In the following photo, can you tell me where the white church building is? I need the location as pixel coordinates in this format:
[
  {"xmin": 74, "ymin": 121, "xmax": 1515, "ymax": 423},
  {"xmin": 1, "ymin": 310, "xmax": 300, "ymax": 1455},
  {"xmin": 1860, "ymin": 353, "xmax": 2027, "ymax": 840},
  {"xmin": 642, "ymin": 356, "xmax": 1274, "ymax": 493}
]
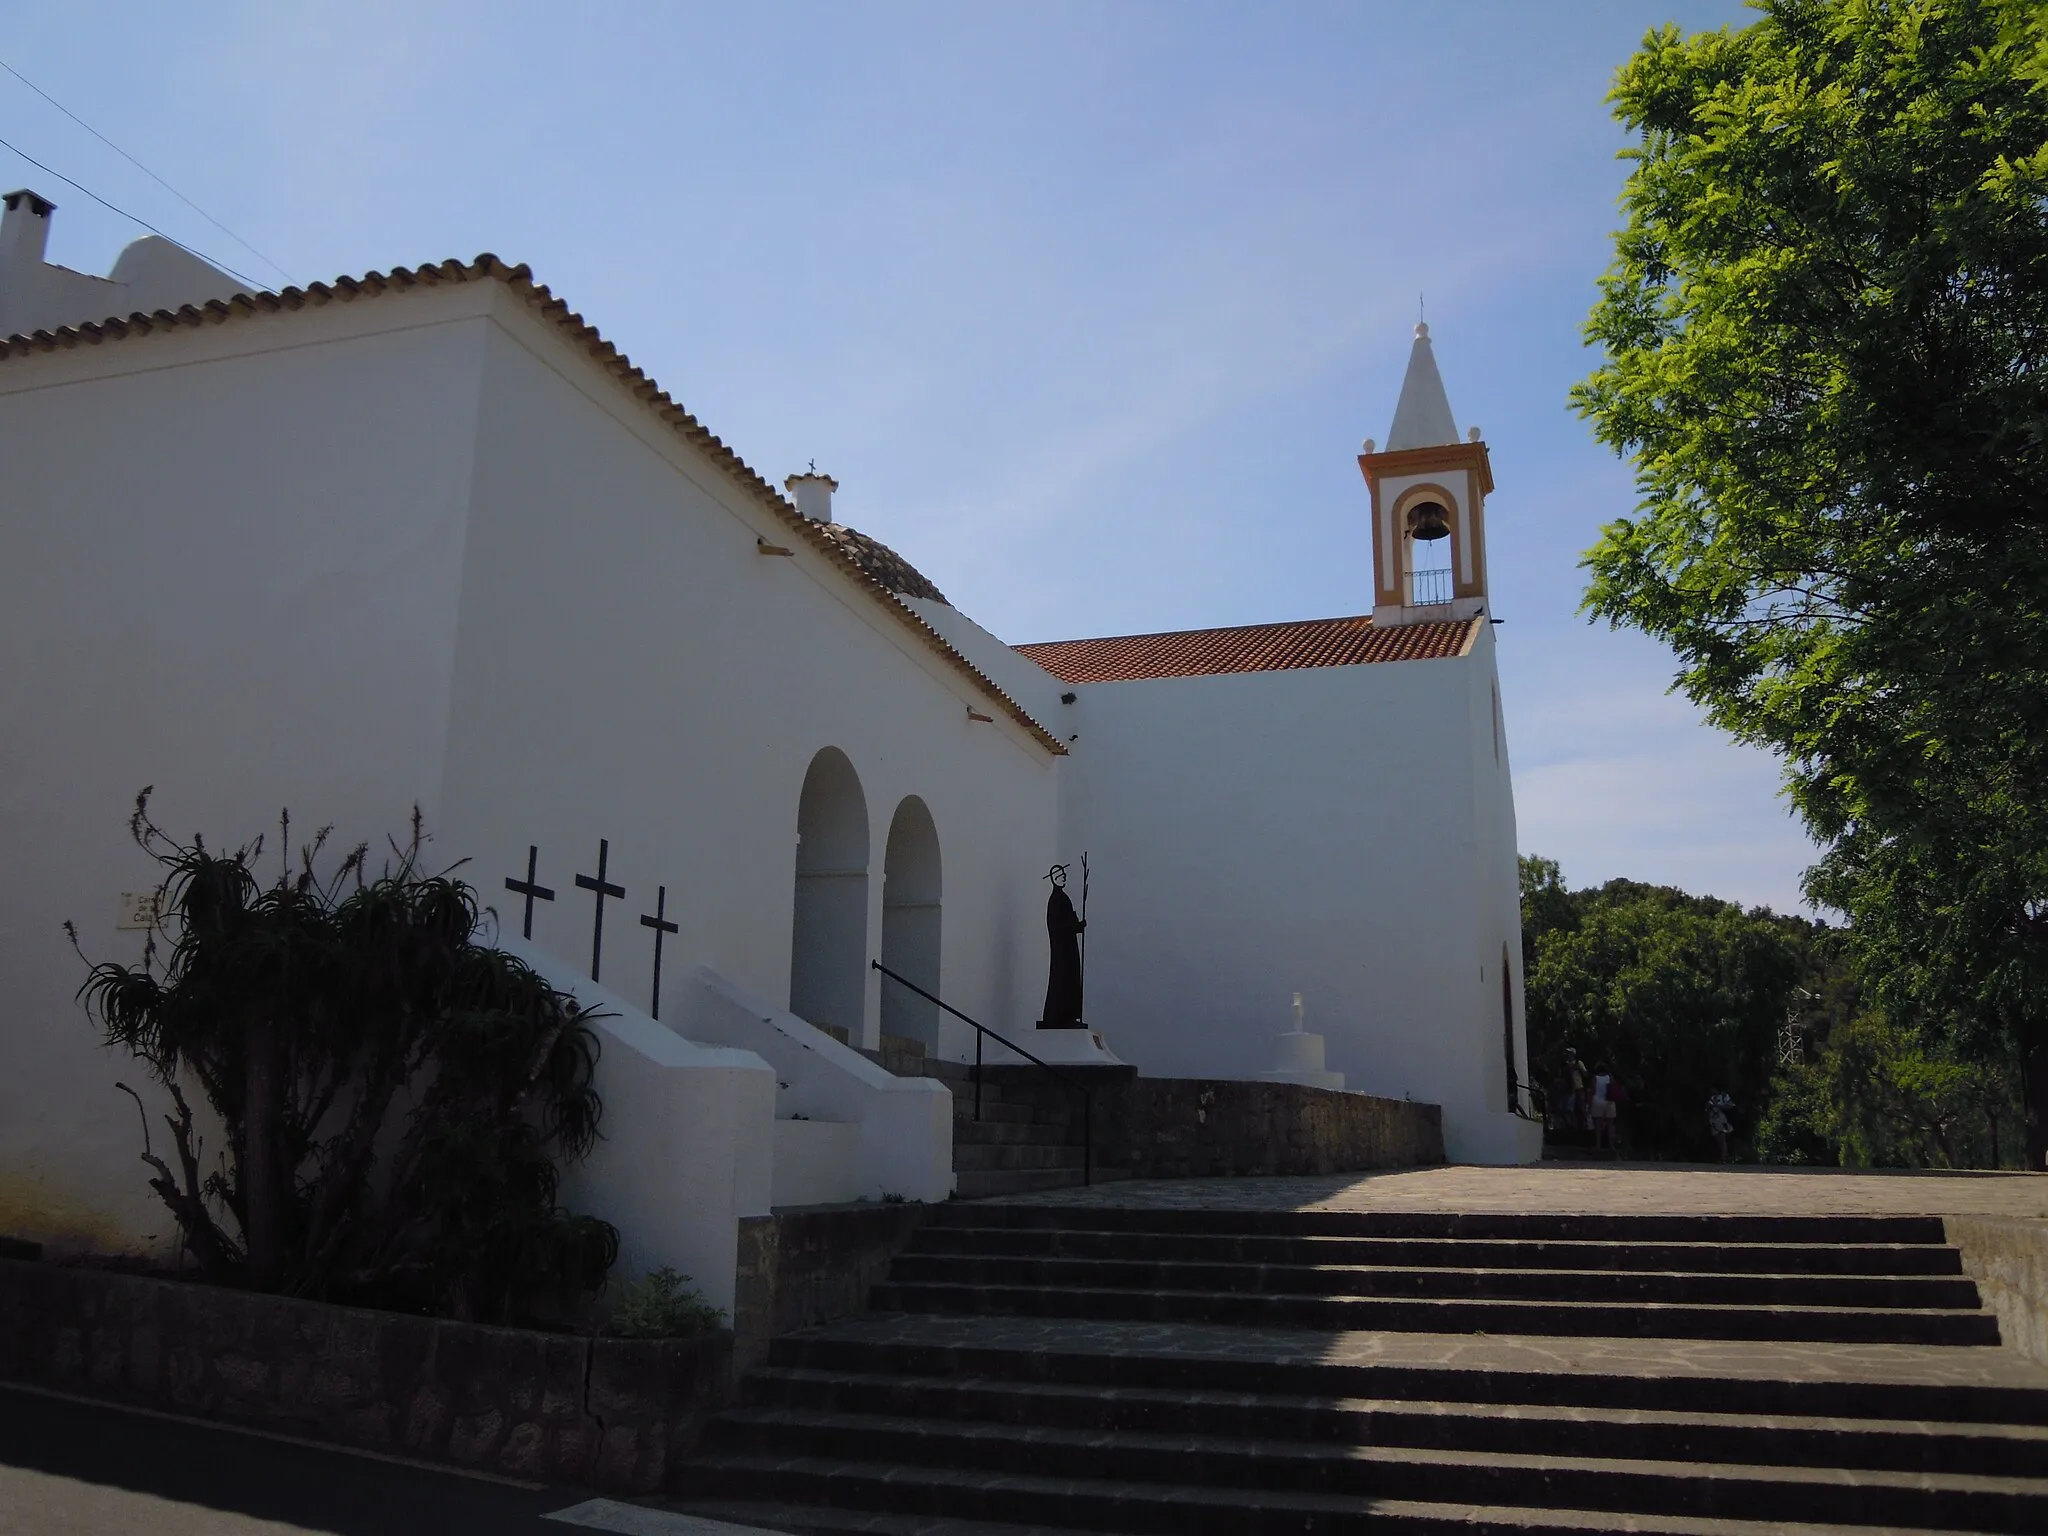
[{"xmin": 0, "ymin": 190, "xmax": 1538, "ymax": 1309}]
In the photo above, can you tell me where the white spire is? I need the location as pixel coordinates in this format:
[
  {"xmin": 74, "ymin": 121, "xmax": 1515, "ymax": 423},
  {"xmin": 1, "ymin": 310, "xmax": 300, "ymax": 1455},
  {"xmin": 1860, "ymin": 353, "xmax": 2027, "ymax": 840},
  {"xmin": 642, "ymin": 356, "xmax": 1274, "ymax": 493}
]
[{"xmin": 1384, "ymin": 322, "xmax": 1460, "ymax": 451}]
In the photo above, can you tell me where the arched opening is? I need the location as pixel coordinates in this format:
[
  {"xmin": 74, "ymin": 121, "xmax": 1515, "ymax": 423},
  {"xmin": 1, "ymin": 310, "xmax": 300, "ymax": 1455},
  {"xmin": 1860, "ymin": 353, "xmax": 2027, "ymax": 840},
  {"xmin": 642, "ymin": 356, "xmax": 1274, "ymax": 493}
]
[
  {"xmin": 1395, "ymin": 483, "xmax": 1456, "ymax": 607},
  {"xmin": 880, "ymin": 797, "xmax": 943, "ymax": 1051},
  {"xmin": 790, "ymin": 747, "xmax": 869, "ymax": 1042}
]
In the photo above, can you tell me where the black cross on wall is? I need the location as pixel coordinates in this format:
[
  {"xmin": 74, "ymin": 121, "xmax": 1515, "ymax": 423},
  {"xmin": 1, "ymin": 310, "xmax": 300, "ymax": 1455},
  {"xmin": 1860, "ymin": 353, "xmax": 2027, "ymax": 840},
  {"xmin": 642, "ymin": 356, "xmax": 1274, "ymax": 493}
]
[
  {"xmin": 574, "ymin": 838, "xmax": 625, "ymax": 983},
  {"xmin": 639, "ymin": 885, "xmax": 679, "ymax": 1020},
  {"xmin": 504, "ymin": 845, "xmax": 555, "ymax": 940}
]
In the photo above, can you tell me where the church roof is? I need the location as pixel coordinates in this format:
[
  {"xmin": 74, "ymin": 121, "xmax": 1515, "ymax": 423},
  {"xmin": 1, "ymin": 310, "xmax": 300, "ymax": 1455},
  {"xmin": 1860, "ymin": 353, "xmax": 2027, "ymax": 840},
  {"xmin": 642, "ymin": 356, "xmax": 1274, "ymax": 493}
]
[
  {"xmin": 1014, "ymin": 614, "xmax": 1480, "ymax": 683},
  {"xmin": 0, "ymin": 254, "xmax": 1059, "ymax": 755},
  {"xmin": 817, "ymin": 523, "xmax": 948, "ymax": 604}
]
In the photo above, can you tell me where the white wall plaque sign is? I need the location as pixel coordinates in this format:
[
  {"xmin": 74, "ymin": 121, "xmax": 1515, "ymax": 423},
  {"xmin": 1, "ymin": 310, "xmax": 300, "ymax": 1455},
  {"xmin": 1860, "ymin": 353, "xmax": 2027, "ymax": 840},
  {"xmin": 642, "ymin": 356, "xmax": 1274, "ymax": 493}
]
[{"xmin": 116, "ymin": 891, "xmax": 161, "ymax": 930}]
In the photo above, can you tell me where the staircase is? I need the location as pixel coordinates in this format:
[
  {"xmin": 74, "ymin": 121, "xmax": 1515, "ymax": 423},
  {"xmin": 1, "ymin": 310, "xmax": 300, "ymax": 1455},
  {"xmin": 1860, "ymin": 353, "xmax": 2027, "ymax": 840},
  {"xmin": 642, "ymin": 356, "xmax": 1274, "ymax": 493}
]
[
  {"xmin": 676, "ymin": 1202, "xmax": 2048, "ymax": 1534},
  {"xmin": 869, "ymin": 1036, "xmax": 1119, "ymax": 1199}
]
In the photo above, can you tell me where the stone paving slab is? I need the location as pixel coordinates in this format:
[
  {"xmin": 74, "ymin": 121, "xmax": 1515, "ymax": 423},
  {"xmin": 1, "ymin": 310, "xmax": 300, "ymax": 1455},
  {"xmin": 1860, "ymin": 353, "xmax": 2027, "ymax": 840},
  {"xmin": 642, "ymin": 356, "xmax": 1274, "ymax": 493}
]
[
  {"xmin": 547, "ymin": 1498, "xmax": 788, "ymax": 1534},
  {"xmin": 660, "ymin": 1505, "xmax": 1102, "ymax": 1536},
  {"xmin": 812, "ymin": 1312, "xmax": 2048, "ymax": 1392},
  {"xmin": 989, "ymin": 1164, "xmax": 2048, "ymax": 1218}
]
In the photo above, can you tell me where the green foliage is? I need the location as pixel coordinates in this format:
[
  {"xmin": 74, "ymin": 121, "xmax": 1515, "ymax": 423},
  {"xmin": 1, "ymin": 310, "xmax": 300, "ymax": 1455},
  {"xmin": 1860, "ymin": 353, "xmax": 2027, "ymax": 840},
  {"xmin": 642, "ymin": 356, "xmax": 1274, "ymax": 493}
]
[
  {"xmin": 1522, "ymin": 857, "xmax": 2024, "ymax": 1168},
  {"xmin": 1753, "ymin": 1059, "xmax": 1840, "ymax": 1166},
  {"xmin": 71, "ymin": 791, "xmax": 618, "ymax": 1323},
  {"xmin": 1760, "ymin": 1011, "xmax": 2026, "ymax": 1168},
  {"xmin": 1573, "ymin": 0, "xmax": 2048, "ymax": 1166},
  {"xmin": 606, "ymin": 1266, "xmax": 726, "ymax": 1338},
  {"xmin": 1520, "ymin": 855, "xmax": 1816, "ymax": 1159}
]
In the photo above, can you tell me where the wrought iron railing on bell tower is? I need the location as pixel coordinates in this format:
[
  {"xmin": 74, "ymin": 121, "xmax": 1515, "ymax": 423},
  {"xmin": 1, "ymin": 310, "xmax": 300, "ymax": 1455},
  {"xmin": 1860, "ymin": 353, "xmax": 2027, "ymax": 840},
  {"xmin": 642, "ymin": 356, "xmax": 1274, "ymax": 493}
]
[{"xmin": 1406, "ymin": 567, "xmax": 1453, "ymax": 607}]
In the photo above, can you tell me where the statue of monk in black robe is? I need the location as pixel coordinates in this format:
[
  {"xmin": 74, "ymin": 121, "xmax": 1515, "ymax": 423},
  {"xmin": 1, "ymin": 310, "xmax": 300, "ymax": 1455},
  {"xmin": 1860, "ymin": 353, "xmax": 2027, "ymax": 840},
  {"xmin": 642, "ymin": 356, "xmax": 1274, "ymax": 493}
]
[{"xmin": 1040, "ymin": 864, "xmax": 1086, "ymax": 1028}]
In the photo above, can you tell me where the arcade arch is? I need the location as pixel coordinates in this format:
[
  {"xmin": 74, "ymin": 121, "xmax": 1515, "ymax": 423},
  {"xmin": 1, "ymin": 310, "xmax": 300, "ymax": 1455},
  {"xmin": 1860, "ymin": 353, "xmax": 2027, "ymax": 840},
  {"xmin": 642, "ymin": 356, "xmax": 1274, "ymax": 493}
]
[
  {"xmin": 880, "ymin": 796, "xmax": 943, "ymax": 1050},
  {"xmin": 790, "ymin": 747, "xmax": 870, "ymax": 1041}
]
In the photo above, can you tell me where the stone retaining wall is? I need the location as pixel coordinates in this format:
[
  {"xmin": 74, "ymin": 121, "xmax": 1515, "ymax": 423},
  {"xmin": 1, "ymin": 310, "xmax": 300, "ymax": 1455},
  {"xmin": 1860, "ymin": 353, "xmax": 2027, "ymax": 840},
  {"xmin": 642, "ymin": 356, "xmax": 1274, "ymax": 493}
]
[
  {"xmin": 0, "ymin": 1257, "xmax": 728, "ymax": 1492},
  {"xmin": 1121, "ymin": 1078, "xmax": 1445, "ymax": 1178},
  {"xmin": 733, "ymin": 1202, "xmax": 930, "ymax": 1370},
  {"xmin": 970, "ymin": 1066, "xmax": 1443, "ymax": 1180},
  {"xmin": 1949, "ymin": 1215, "xmax": 2048, "ymax": 1368}
]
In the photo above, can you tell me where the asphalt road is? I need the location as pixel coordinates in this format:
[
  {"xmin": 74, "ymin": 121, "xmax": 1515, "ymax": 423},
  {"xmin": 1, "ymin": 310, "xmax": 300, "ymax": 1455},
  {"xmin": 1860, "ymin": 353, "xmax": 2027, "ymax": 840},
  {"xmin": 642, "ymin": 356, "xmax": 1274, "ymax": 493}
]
[{"xmin": 0, "ymin": 1385, "xmax": 595, "ymax": 1536}]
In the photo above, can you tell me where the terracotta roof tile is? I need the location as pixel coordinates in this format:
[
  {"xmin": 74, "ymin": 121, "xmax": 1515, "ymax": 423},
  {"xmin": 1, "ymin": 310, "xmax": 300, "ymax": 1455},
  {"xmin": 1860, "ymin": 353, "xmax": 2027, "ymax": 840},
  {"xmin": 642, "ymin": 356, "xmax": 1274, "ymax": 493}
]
[
  {"xmin": 0, "ymin": 256, "xmax": 1060, "ymax": 755},
  {"xmin": 1014, "ymin": 614, "xmax": 1479, "ymax": 684}
]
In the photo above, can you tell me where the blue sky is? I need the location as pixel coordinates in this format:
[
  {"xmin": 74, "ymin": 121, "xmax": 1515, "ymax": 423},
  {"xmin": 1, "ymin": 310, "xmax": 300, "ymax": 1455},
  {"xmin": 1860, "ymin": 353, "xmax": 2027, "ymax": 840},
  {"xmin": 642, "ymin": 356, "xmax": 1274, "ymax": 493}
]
[{"xmin": 2, "ymin": 0, "xmax": 1816, "ymax": 911}]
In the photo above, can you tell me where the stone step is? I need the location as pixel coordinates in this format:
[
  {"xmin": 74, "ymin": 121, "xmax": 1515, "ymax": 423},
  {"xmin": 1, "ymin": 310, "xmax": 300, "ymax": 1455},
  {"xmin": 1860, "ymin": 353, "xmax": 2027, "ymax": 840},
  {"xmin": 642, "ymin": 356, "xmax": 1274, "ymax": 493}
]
[
  {"xmin": 904, "ymin": 1228, "xmax": 1968, "ymax": 1276},
  {"xmin": 686, "ymin": 1424, "xmax": 2046, "ymax": 1531},
  {"xmin": 768, "ymin": 1320, "xmax": 2048, "ymax": 1426},
  {"xmin": 942, "ymin": 1097, "xmax": 1043, "ymax": 1127},
  {"xmin": 665, "ymin": 1492, "xmax": 1997, "ymax": 1536},
  {"xmin": 953, "ymin": 1094, "xmax": 1077, "ymax": 1124},
  {"xmin": 739, "ymin": 1367, "xmax": 2048, "ymax": 1476},
  {"xmin": 863, "ymin": 1279, "xmax": 2002, "ymax": 1344},
  {"xmin": 681, "ymin": 1192, "xmax": 2034, "ymax": 1536},
  {"xmin": 660, "ymin": 1499, "xmax": 1116, "ymax": 1536},
  {"xmin": 923, "ymin": 1205, "xmax": 1953, "ymax": 1246},
  {"xmin": 952, "ymin": 1167, "xmax": 1096, "ymax": 1200},
  {"xmin": 951, "ymin": 1143, "xmax": 1087, "ymax": 1174},
  {"xmin": 943, "ymin": 1088, "xmax": 1077, "ymax": 1127},
  {"xmin": 952, "ymin": 1173, "xmax": 1067, "ymax": 1200},
  {"xmin": 882, "ymin": 1253, "xmax": 1981, "ymax": 1310},
  {"xmin": 951, "ymin": 1118, "xmax": 1080, "ymax": 1148},
  {"xmin": 925, "ymin": 1061, "xmax": 1081, "ymax": 1100},
  {"xmin": 954, "ymin": 1110, "xmax": 1077, "ymax": 1136}
]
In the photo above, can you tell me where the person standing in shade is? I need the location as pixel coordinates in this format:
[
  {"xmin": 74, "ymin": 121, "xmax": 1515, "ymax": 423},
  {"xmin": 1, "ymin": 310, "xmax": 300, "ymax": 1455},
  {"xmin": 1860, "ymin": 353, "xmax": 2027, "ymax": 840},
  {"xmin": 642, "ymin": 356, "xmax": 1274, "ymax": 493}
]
[
  {"xmin": 1605, "ymin": 1074, "xmax": 1630, "ymax": 1157},
  {"xmin": 1590, "ymin": 1064, "xmax": 1618, "ymax": 1155},
  {"xmin": 1040, "ymin": 864, "xmax": 1086, "ymax": 1028},
  {"xmin": 1707, "ymin": 1091, "xmax": 1735, "ymax": 1163},
  {"xmin": 1562, "ymin": 1048, "xmax": 1588, "ymax": 1135}
]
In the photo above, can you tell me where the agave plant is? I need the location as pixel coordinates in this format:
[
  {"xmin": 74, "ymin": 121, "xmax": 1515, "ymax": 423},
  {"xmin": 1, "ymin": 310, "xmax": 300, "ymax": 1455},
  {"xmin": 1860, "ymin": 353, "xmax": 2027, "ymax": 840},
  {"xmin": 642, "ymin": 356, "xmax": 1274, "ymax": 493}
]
[{"xmin": 74, "ymin": 791, "xmax": 617, "ymax": 1322}]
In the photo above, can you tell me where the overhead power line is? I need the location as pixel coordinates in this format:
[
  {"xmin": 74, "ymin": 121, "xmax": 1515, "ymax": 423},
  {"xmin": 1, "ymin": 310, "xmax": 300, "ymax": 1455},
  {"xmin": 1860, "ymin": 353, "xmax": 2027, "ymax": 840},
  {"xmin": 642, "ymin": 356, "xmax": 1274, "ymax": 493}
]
[
  {"xmin": 0, "ymin": 55, "xmax": 293, "ymax": 287},
  {"xmin": 0, "ymin": 132, "xmax": 269, "ymax": 293}
]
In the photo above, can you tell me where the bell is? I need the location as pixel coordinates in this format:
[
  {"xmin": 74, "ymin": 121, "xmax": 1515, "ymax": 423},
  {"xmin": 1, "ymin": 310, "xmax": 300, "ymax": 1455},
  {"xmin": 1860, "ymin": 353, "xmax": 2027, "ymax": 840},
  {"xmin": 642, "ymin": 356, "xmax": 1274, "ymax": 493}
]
[{"xmin": 1407, "ymin": 501, "xmax": 1451, "ymax": 541}]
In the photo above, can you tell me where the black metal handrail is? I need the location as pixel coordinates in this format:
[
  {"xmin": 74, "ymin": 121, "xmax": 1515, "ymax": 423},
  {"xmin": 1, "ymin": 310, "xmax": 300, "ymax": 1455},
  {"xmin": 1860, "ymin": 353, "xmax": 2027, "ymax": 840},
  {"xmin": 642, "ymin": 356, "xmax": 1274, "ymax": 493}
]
[
  {"xmin": 1509, "ymin": 1072, "xmax": 1547, "ymax": 1124},
  {"xmin": 871, "ymin": 960, "xmax": 1091, "ymax": 1186}
]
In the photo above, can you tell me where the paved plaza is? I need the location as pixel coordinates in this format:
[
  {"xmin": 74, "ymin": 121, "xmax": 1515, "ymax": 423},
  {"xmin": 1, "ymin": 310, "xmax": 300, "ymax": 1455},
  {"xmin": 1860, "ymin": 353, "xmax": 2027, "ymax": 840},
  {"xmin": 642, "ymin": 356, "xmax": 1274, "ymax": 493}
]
[{"xmin": 993, "ymin": 1161, "xmax": 2048, "ymax": 1218}]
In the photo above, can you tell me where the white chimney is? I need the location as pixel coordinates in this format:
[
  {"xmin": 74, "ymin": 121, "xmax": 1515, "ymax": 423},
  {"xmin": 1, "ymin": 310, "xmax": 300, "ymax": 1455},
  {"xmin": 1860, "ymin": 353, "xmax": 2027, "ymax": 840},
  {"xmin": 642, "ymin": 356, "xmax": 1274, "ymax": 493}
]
[
  {"xmin": 784, "ymin": 467, "xmax": 839, "ymax": 523},
  {"xmin": 1, "ymin": 189, "xmax": 56, "ymax": 274}
]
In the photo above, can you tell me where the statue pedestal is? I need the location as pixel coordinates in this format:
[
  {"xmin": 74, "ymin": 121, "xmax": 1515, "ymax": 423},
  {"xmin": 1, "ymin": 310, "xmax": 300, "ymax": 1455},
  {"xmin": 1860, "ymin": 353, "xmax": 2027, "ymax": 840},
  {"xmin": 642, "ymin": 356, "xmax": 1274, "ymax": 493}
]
[
  {"xmin": 988, "ymin": 1027, "xmax": 1126, "ymax": 1068},
  {"xmin": 1261, "ymin": 1028, "xmax": 1344, "ymax": 1091}
]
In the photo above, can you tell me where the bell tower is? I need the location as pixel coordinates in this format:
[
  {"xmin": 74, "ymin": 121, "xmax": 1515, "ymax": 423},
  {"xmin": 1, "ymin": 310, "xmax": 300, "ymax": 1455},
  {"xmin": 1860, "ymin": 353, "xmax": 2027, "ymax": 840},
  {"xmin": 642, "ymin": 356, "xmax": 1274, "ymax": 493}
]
[{"xmin": 1358, "ymin": 323, "xmax": 1494, "ymax": 627}]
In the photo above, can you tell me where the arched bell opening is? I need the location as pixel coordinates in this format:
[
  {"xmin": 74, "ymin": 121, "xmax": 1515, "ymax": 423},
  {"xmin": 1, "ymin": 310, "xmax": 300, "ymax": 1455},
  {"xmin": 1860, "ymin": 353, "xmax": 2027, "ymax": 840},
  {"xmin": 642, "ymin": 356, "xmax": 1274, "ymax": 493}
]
[
  {"xmin": 880, "ymin": 796, "xmax": 943, "ymax": 1052},
  {"xmin": 790, "ymin": 747, "xmax": 870, "ymax": 1043},
  {"xmin": 1394, "ymin": 484, "xmax": 1457, "ymax": 608}
]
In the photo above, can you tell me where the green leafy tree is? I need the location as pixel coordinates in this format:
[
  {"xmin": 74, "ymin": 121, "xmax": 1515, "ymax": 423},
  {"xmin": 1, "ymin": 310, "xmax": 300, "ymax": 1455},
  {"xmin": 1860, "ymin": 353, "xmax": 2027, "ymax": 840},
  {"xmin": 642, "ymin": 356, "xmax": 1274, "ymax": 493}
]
[
  {"xmin": 1573, "ymin": 0, "xmax": 2048, "ymax": 1165},
  {"xmin": 1520, "ymin": 857, "xmax": 1810, "ymax": 1159},
  {"xmin": 1762, "ymin": 1008, "xmax": 2025, "ymax": 1167},
  {"xmin": 71, "ymin": 792, "xmax": 618, "ymax": 1323}
]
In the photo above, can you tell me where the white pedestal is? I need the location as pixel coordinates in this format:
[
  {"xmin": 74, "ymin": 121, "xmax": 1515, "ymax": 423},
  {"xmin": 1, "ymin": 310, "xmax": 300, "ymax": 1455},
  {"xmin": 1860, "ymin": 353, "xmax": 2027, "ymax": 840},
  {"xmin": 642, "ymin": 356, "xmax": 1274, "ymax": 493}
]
[
  {"xmin": 985, "ymin": 1027, "xmax": 1126, "ymax": 1068},
  {"xmin": 1261, "ymin": 1028, "xmax": 1344, "ymax": 1091}
]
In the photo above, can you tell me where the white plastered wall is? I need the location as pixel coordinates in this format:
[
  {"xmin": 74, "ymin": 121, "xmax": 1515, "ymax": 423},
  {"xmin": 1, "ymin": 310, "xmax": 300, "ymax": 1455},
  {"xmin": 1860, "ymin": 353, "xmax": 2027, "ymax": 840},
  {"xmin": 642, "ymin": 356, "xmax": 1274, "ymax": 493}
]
[
  {"xmin": 0, "ymin": 288, "xmax": 491, "ymax": 1254},
  {"xmin": 0, "ymin": 276, "xmax": 1041, "ymax": 1260},
  {"xmin": 499, "ymin": 937, "xmax": 776, "ymax": 1314},
  {"xmin": 1056, "ymin": 622, "xmax": 1538, "ymax": 1163},
  {"xmin": 677, "ymin": 965, "xmax": 953, "ymax": 1205},
  {"xmin": 0, "ymin": 219, "xmax": 250, "ymax": 341},
  {"xmin": 432, "ymin": 292, "xmax": 1065, "ymax": 1075}
]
